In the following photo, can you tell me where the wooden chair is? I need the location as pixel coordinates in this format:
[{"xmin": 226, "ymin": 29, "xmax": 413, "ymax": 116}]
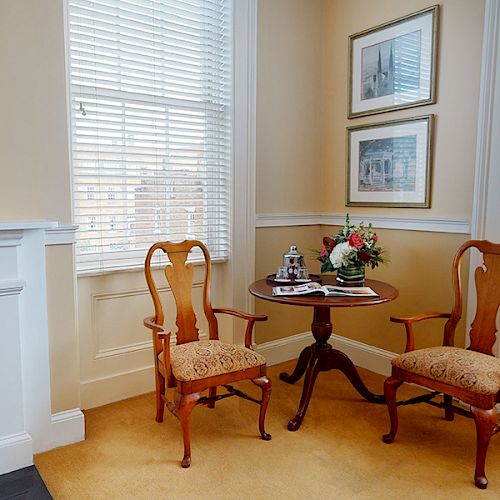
[
  {"xmin": 383, "ymin": 240, "xmax": 500, "ymax": 489},
  {"xmin": 144, "ymin": 240, "xmax": 272, "ymax": 468}
]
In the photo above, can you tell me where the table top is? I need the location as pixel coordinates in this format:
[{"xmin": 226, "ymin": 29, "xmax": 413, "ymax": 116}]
[{"xmin": 249, "ymin": 276, "xmax": 398, "ymax": 308}]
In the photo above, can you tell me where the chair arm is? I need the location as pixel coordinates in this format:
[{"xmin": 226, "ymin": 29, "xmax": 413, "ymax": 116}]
[
  {"xmin": 390, "ymin": 312, "xmax": 451, "ymax": 324},
  {"xmin": 213, "ymin": 308, "xmax": 268, "ymax": 348},
  {"xmin": 143, "ymin": 316, "xmax": 171, "ymax": 370},
  {"xmin": 390, "ymin": 312, "xmax": 451, "ymax": 353},
  {"xmin": 143, "ymin": 316, "xmax": 169, "ymax": 339},
  {"xmin": 213, "ymin": 308, "xmax": 267, "ymax": 322}
]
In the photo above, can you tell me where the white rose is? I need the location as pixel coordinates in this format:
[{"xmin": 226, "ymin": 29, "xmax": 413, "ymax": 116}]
[{"xmin": 329, "ymin": 242, "xmax": 353, "ymax": 268}]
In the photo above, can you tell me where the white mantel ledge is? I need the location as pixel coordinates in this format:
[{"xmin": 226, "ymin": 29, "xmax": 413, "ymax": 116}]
[
  {"xmin": 0, "ymin": 221, "xmax": 57, "ymax": 231},
  {"xmin": 0, "ymin": 280, "xmax": 25, "ymax": 297}
]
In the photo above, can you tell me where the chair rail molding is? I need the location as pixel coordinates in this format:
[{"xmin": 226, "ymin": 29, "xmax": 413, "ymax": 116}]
[
  {"xmin": 0, "ymin": 221, "xmax": 84, "ymax": 475},
  {"xmin": 256, "ymin": 212, "xmax": 470, "ymax": 234}
]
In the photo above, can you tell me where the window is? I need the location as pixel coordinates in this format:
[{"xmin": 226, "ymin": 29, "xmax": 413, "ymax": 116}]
[{"xmin": 67, "ymin": 0, "xmax": 232, "ymax": 273}]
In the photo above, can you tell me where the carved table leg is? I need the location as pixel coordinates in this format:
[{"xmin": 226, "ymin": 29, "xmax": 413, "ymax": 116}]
[
  {"xmin": 285, "ymin": 306, "xmax": 332, "ymax": 431},
  {"xmin": 329, "ymin": 349, "xmax": 385, "ymax": 403},
  {"xmin": 287, "ymin": 355, "xmax": 321, "ymax": 431},
  {"xmin": 280, "ymin": 345, "xmax": 311, "ymax": 384},
  {"xmin": 284, "ymin": 305, "xmax": 385, "ymax": 431}
]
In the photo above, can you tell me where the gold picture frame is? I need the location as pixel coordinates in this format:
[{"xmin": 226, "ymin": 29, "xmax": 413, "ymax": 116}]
[
  {"xmin": 348, "ymin": 5, "xmax": 439, "ymax": 118},
  {"xmin": 346, "ymin": 115, "xmax": 433, "ymax": 208}
]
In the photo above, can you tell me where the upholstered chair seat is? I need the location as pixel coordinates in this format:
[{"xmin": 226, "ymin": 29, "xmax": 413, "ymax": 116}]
[
  {"xmin": 392, "ymin": 347, "xmax": 500, "ymax": 395},
  {"xmin": 159, "ymin": 340, "xmax": 267, "ymax": 382}
]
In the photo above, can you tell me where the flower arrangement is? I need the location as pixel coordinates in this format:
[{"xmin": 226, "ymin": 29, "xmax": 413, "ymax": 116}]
[{"xmin": 317, "ymin": 214, "xmax": 386, "ymax": 273}]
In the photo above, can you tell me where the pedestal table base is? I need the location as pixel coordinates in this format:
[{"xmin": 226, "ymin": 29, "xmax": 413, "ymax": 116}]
[{"xmin": 280, "ymin": 306, "xmax": 385, "ymax": 431}]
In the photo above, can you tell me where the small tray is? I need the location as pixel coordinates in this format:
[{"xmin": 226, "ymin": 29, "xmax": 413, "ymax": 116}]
[{"xmin": 266, "ymin": 274, "xmax": 322, "ymax": 286}]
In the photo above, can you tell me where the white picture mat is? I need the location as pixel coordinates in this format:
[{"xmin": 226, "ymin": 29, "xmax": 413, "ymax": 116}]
[
  {"xmin": 351, "ymin": 12, "xmax": 434, "ymax": 115},
  {"xmin": 349, "ymin": 119, "xmax": 429, "ymax": 204}
]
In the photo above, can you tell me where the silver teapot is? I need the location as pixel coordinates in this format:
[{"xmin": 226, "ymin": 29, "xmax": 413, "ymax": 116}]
[{"xmin": 277, "ymin": 245, "xmax": 308, "ymax": 280}]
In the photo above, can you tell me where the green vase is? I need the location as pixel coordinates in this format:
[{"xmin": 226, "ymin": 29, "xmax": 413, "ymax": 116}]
[{"xmin": 336, "ymin": 263, "xmax": 365, "ymax": 285}]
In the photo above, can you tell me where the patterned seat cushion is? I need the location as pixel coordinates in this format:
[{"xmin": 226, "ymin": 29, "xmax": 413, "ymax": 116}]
[
  {"xmin": 392, "ymin": 346, "xmax": 500, "ymax": 395},
  {"xmin": 160, "ymin": 340, "xmax": 266, "ymax": 382}
]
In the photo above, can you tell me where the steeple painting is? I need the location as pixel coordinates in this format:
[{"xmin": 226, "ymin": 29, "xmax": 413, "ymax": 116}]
[{"xmin": 361, "ymin": 30, "xmax": 421, "ymax": 101}]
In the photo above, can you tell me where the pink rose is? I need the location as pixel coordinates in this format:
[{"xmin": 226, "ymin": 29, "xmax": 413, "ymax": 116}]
[
  {"xmin": 371, "ymin": 234, "xmax": 378, "ymax": 242},
  {"xmin": 319, "ymin": 245, "xmax": 328, "ymax": 257},
  {"xmin": 348, "ymin": 233, "xmax": 364, "ymax": 249}
]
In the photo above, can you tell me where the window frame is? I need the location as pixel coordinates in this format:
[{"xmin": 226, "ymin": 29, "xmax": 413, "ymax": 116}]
[{"xmin": 65, "ymin": 0, "xmax": 235, "ymax": 275}]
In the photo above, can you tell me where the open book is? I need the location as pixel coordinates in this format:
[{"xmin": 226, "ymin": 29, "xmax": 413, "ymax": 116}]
[{"xmin": 272, "ymin": 281, "xmax": 379, "ymax": 297}]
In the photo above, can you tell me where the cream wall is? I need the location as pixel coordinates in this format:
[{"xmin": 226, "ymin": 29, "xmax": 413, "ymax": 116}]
[
  {"xmin": 322, "ymin": 0, "xmax": 484, "ymax": 216},
  {"xmin": 255, "ymin": 0, "xmax": 484, "ymax": 353},
  {"xmin": 255, "ymin": 0, "xmax": 325, "ymax": 340},
  {"xmin": 0, "ymin": 0, "xmax": 79, "ymax": 413},
  {"xmin": 0, "ymin": 0, "xmax": 72, "ymax": 223},
  {"xmin": 256, "ymin": 0, "xmax": 325, "ymax": 214}
]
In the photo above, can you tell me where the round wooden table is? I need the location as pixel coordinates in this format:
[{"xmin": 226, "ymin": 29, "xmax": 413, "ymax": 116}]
[{"xmin": 249, "ymin": 277, "xmax": 398, "ymax": 431}]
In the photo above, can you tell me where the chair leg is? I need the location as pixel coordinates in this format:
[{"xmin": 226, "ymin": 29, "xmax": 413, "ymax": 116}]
[
  {"xmin": 382, "ymin": 376, "xmax": 403, "ymax": 444},
  {"xmin": 175, "ymin": 392, "xmax": 201, "ymax": 468},
  {"xmin": 471, "ymin": 406, "xmax": 497, "ymax": 489},
  {"xmin": 253, "ymin": 376, "xmax": 272, "ymax": 441},
  {"xmin": 207, "ymin": 386, "xmax": 217, "ymax": 409},
  {"xmin": 155, "ymin": 371, "xmax": 165, "ymax": 423},
  {"xmin": 443, "ymin": 394, "xmax": 454, "ymax": 421}
]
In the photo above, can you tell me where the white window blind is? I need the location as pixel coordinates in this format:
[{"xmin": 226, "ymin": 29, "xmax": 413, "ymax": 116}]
[{"xmin": 67, "ymin": 0, "xmax": 232, "ymax": 273}]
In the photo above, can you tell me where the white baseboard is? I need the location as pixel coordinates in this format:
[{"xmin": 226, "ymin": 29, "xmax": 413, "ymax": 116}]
[
  {"xmin": 79, "ymin": 334, "xmax": 394, "ymax": 410},
  {"xmin": 51, "ymin": 409, "xmax": 85, "ymax": 449},
  {"xmin": 0, "ymin": 412, "xmax": 85, "ymax": 475},
  {"xmin": 80, "ymin": 365, "xmax": 155, "ymax": 409},
  {"xmin": 255, "ymin": 332, "xmax": 312, "ymax": 366},
  {"xmin": 255, "ymin": 331, "xmax": 396, "ymax": 377},
  {"xmin": 0, "ymin": 432, "xmax": 33, "ymax": 475}
]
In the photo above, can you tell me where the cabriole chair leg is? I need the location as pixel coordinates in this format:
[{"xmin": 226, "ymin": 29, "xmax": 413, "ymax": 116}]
[
  {"xmin": 382, "ymin": 376, "xmax": 403, "ymax": 444},
  {"xmin": 471, "ymin": 406, "xmax": 497, "ymax": 489},
  {"xmin": 253, "ymin": 376, "xmax": 272, "ymax": 441},
  {"xmin": 176, "ymin": 392, "xmax": 201, "ymax": 468}
]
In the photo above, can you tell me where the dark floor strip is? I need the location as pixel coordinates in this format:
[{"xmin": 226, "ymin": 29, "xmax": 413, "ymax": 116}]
[{"xmin": 0, "ymin": 466, "xmax": 52, "ymax": 499}]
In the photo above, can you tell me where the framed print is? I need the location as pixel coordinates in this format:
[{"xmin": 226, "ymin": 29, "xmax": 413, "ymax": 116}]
[
  {"xmin": 346, "ymin": 115, "xmax": 433, "ymax": 208},
  {"xmin": 349, "ymin": 5, "xmax": 439, "ymax": 118}
]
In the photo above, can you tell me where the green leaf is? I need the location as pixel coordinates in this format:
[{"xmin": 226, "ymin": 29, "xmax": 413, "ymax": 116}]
[{"xmin": 321, "ymin": 260, "xmax": 333, "ymax": 273}]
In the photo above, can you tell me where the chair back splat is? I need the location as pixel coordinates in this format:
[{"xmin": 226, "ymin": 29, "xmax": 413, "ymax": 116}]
[
  {"xmin": 465, "ymin": 241, "xmax": 500, "ymax": 355},
  {"xmin": 145, "ymin": 240, "xmax": 218, "ymax": 345}
]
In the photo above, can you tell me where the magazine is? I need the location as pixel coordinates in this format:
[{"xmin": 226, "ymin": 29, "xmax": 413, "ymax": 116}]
[{"xmin": 272, "ymin": 281, "xmax": 379, "ymax": 297}]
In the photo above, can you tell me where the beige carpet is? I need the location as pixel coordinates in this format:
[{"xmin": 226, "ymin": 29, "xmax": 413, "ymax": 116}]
[{"xmin": 36, "ymin": 360, "xmax": 499, "ymax": 499}]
